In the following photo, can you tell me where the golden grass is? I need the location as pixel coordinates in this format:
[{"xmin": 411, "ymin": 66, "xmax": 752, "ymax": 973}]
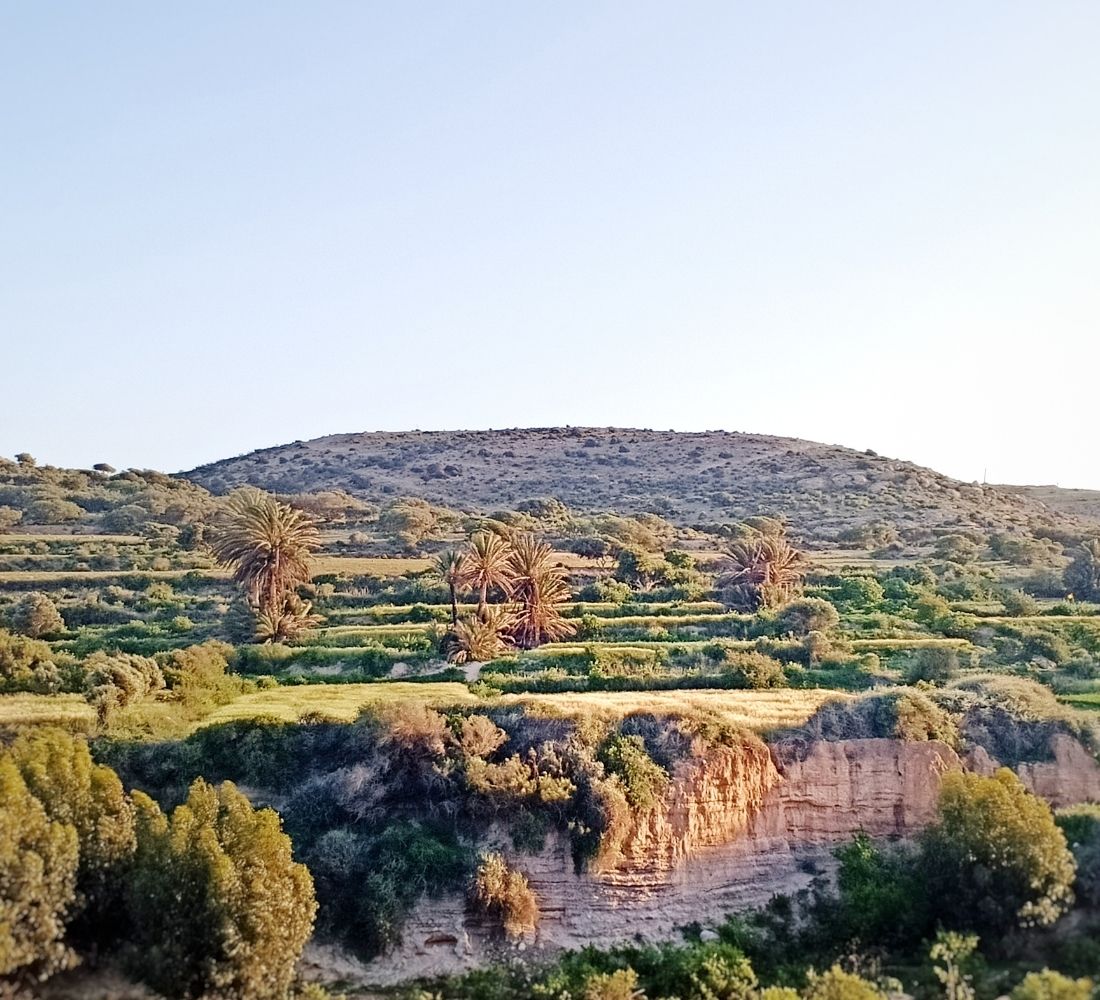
[
  {"xmin": 500, "ymin": 687, "xmax": 846, "ymax": 733},
  {"xmin": 1, "ymin": 533, "xmax": 146, "ymax": 544},
  {"xmin": 311, "ymin": 555, "xmax": 433, "ymax": 577},
  {"xmin": 198, "ymin": 682, "xmax": 479, "ymax": 727},
  {"xmin": 0, "ymin": 568, "xmax": 226, "ymax": 584},
  {"xmin": 0, "ymin": 693, "xmax": 94, "ymax": 726}
]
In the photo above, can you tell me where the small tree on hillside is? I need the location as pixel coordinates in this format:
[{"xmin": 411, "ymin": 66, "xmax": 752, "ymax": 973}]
[
  {"xmin": 505, "ymin": 534, "xmax": 576, "ymax": 649},
  {"xmin": 11, "ymin": 591, "xmax": 64, "ymax": 639},
  {"xmin": 208, "ymin": 488, "xmax": 322, "ymax": 643},
  {"xmin": 717, "ymin": 532, "xmax": 805, "ymax": 610},
  {"xmin": 921, "ymin": 768, "xmax": 1076, "ymax": 934},
  {"xmin": 0, "ymin": 756, "xmax": 79, "ymax": 985},
  {"xmin": 1065, "ymin": 539, "xmax": 1100, "ymax": 602},
  {"xmin": 126, "ymin": 779, "xmax": 316, "ymax": 1000}
]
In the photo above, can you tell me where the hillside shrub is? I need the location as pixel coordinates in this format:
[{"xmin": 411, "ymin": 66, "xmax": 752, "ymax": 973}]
[
  {"xmin": 470, "ymin": 852, "xmax": 539, "ymax": 937},
  {"xmin": 775, "ymin": 598, "xmax": 840, "ymax": 636},
  {"xmin": 921, "ymin": 769, "xmax": 1076, "ymax": 933},
  {"xmin": 0, "ymin": 756, "xmax": 79, "ymax": 986},
  {"xmin": 11, "ymin": 591, "xmax": 65, "ymax": 638},
  {"xmin": 599, "ymin": 734, "xmax": 669, "ymax": 812},
  {"xmin": 1011, "ymin": 970, "xmax": 1093, "ymax": 1000},
  {"xmin": 125, "ymin": 779, "xmax": 316, "ymax": 1000}
]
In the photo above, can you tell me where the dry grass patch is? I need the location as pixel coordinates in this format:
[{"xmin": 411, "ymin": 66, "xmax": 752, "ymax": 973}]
[
  {"xmin": 311, "ymin": 555, "xmax": 433, "ymax": 577},
  {"xmin": 197, "ymin": 681, "xmax": 479, "ymax": 727},
  {"xmin": 500, "ymin": 688, "xmax": 847, "ymax": 733},
  {"xmin": 0, "ymin": 693, "xmax": 95, "ymax": 727}
]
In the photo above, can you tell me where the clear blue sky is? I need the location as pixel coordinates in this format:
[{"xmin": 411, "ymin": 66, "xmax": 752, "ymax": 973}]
[{"xmin": 3, "ymin": 3, "xmax": 1098, "ymax": 485}]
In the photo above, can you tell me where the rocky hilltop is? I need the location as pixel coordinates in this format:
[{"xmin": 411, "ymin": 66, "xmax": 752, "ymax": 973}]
[{"xmin": 183, "ymin": 428, "xmax": 1086, "ymax": 542}]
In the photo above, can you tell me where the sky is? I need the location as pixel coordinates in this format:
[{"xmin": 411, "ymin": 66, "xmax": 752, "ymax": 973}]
[{"xmin": 2, "ymin": 3, "xmax": 1098, "ymax": 486}]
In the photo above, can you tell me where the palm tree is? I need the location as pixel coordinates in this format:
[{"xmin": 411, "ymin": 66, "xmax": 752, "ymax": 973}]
[
  {"xmin": 253, "ymin": 594, "xmax": 323, "ymax": 644},
  {"xmin": 717, "ymin": 532, "xmax": 805, "ymax": 611},
  {"xmin": 505, "ymin": 534, "xmax": 576, "ymax": 649},
  {"xmin": 460, "ymin": 531, "xmax": 516, "ymax": 621},
  {"xmin": 443, "ymin": 610, "xmax": 514, "ymax": 664},
  {"xmin": 209, "ymin": 488, "xmax": 321, "ymax": 615},
  {"xmin": 434, "ymin": 548, "xmax": 468, "ymax": 626}
]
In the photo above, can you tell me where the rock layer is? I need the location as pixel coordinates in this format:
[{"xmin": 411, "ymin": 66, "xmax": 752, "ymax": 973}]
[{"xmin": 317, "ymin": 736, "xmax": 1100, "ymax": 986}]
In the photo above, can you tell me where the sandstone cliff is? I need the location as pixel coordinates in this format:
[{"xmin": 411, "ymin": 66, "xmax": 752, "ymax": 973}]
[{"xmin": 307, "ymin": 735, "xmax": 1100, "ymax": 987}]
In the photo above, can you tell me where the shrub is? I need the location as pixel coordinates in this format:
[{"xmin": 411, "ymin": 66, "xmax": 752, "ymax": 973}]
[
  {"xmin": 599, "ymin": 734, "xmax": 669, "ymax": 812},
  {"xmin": 722, "ymin": 650, "xmax": 787, "ymax": 689},
  {"xmin": 829, "ymin": 575, "xmax": 885, "ymax": 611},
  {"xmin": 906, "ymin": 647, "xmax": 960, "ymax": 685},
  {"xmin": 84, "ymin": 650, "xmax": 165, "ymax": 725},
  {"xmin": 125, "ymin": 779, "xmax": 316, "ymax": 1000},
  {"xmin": 803, "ymin": 966, "xmax": 885, "ymax": 1000},
  {"xmin": 9, "ymin": 729, "xmax": 135, "ymax": 938},
  {"xmin": 1065, "ymin": 540, "xmax": 1100, "ymax": 602},
  {"xmin": 11, "ymin": 591, "xmax": 65, "ymax": 638},
  {"xmin": 0, "ymin": 756, "xmax": 79, "ymax": 985},
  {"xmin": 1002, "ymin": 589, "xmax": 1040, "ymax": 617},
  {"xmin": 920, "ymin": 769, "xmax": 1076, "ymax": 933},
  {"xmin": 470, "ymin": 852, "xmax": 539, "ymax": 937},
  {"xmin": 775, "ymin": 598, "xmax": 840, "ymax": 636},
  {"xmin": 1011, "ymin": 971, "xmax": 1093, "ymax": 1000},
  {"xmin": 0, "ymin": 628, "xmax": 64, "ymax": 694}
]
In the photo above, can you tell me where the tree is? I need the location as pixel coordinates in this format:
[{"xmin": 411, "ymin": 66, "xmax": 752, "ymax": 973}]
[
  {"xmin": 505, "ymin": 534, "xmax": 577, "ymax": 649},
  {"xmin": 11, "ymin": 591, "xmax": 64, "ymax": 639},
  {"xmin": 920, "ymin": 769, "xmax": 1076, "ymax": 933},
  {"xmin": 434, "ymin": 548, "xmax": 468, "ymax": 626},
  {"xmin": 717, "ymin": 533, "xmax": 805, "ymax": 610},
  {"xmin": 460, "ymin": 531, "xmax": 516, "ymax": 622},
  {"xmin": 209, "ymin": 489, "xmax": 321, "ymax": 638},
  {"xmin": 9, "ymin": 729, "xmax": 135, "ymax": 942},
  {"xmin": 83, "ymin": 651, "xmax": 164, "ymax": 726},
  {"xmin": 443, "ymin": 612, "xmax": 513, "ymax": 665},
  {"xmin": 0, "ymin": 756, "xmax": 79, "ymax": 985},
  {"xmin": 1064, "ymin": 539, "xmax": 1100, "ymax": 602},
  {"xmin": 126, "ymin": 779, "xmax": 316, "ymax": 1000},
  {"xmin": 378, "ymin": 497, "xmax": 438, "ymax": 551}
]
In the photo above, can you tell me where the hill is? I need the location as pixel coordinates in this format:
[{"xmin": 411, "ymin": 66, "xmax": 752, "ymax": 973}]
[{"xmin": 182, "ymin": 427, "xmax": 1090, "ymax": 543}]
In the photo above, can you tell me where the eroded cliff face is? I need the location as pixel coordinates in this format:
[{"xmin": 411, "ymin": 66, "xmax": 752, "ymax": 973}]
[{"xmin": 311, "ymin": 735, "xmax": 1100, "ymax": 987}]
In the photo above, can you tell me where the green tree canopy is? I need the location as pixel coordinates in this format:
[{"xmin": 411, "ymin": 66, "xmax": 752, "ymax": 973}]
[{"xmin": 126, "ymin": 779, "xmax": 317, "ymax": 1000}]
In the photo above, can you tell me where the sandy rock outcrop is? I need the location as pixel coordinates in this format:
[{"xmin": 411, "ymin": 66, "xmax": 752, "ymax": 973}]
[{"xmin": 314, "ymin": 734, "xmax": 1100, "ymax": 986}]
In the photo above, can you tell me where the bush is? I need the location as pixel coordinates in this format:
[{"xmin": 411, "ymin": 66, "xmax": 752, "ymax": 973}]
[
  {"xmin": 11, "ymin": 591, "xmax": 65, "ymax": 638},
  {"xmin": 9, "ymin": 729, "xmax": 135, "ymax": 940},
  {"xmin": 775, "ymin": 598, "xmax": 840, "ymax": 636},
  {"xmin": 0, "ymin": 756, "xmax": 79, "ymax": 986},
  {"xmin": 921, "ymin": 769, "xmax": 1076, "ymax": 933},
  {"xmin": 470, "ymin": 852, "xmax": 539, "ymax": 937},
  {"xmin": 0, "ymin": 628, "xmax": 66, "ymax": 694},
  {"xmin": 1002, "ymin": 589, "xmax": 1040, "ymax": 617},
  {"xmin": 803, "ymin": 966, "xmax": 884, "ymax": 1000},
  {"xmin": 1011, "ymin": 971, "xmax": 1093, "ymax": 1000},
  {"xmin": 599, "ymin": 734, "xmax": 669, "ymax": 812},
  {"xmin": 906, "ymin": 647, "xmax": 960, "ymax": 685},
  {"xmin": 125, "ymin": 779, "xmax": 317, "ymax": 1000}
]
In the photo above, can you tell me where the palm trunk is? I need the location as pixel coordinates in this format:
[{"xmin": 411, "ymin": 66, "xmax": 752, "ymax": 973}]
[
  {"xmin": 449, "ymin": 583, "xmax": 459, "ymax": 627},
  {"xmin": 477, "ymin": 582, "xmax": 488, "ymax": 622}
]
